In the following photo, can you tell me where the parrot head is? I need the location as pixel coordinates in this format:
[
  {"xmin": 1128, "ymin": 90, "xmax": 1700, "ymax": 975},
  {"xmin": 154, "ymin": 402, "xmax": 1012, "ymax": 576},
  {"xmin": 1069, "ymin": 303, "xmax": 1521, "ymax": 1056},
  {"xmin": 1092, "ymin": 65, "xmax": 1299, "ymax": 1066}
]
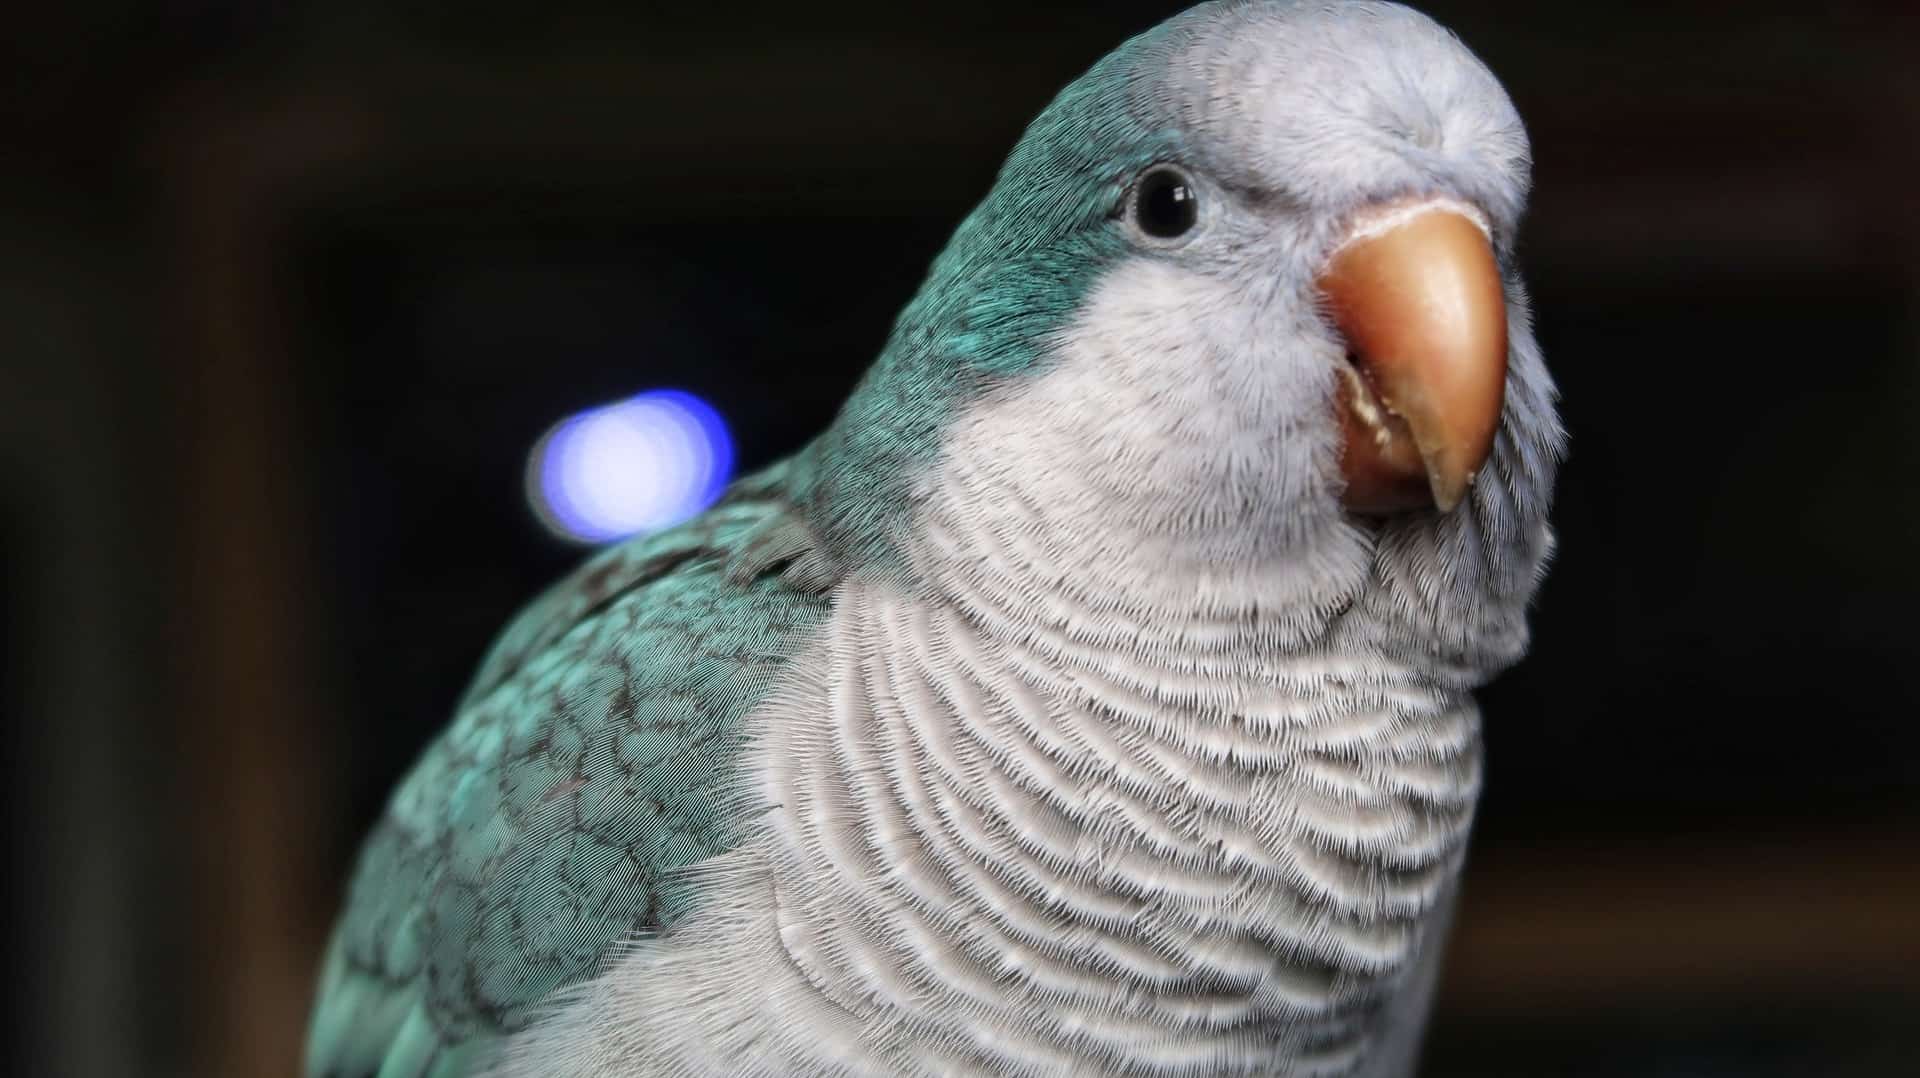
[{"xmin": 806, "ymin": 0, "xmax": 1563, "ymax": 673}]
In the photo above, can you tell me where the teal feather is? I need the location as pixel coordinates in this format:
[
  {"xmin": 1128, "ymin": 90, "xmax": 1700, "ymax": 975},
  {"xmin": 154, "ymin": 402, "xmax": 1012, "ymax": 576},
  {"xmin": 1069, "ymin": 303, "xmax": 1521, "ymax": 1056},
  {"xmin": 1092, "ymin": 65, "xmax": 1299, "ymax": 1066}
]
[
  {"xmin": 788, "ymin": 29, "xmax": 1182, "ymax": 567},
  {"xmin": 305, "ymin": 470, "xmax": 834, "ymax": 1077},
  {"xmin": 372, "ymin": 1004, "xmax": 440, "ymax": 1078}
]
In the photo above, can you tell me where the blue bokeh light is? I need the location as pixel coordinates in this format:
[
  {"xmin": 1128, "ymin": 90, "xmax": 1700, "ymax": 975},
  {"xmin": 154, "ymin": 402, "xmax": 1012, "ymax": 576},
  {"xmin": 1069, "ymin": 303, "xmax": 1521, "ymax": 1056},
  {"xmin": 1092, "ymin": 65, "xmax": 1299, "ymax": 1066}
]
[{"xmin": 526, "ymin": 390, "xmax": 735, "ymax": 544}]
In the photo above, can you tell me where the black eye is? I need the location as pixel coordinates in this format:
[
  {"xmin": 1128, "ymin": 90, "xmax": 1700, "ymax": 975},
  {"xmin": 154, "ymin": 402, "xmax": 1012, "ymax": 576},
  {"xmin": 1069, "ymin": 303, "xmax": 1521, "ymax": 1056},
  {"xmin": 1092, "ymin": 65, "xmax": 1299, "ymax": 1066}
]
[{"xmin": 1132, "ymin": 166, "xmax": 1199, "ymax": 239}]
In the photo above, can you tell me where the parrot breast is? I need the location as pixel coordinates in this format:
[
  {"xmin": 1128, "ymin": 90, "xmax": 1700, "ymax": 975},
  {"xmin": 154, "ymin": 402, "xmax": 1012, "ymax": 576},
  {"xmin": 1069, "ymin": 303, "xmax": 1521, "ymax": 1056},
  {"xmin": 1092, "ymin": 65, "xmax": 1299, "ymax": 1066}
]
[{"xmin": 490, "ymin": 260, "xmax": 1487, "ymax": 1078}]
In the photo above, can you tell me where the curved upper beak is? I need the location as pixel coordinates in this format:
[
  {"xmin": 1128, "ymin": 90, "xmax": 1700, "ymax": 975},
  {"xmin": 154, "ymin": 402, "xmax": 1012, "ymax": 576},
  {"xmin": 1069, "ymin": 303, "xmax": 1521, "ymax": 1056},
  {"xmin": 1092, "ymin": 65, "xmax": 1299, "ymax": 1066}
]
[{"xmin": 1318, "ymin": 199, "xmax": 1508, "ymax": 514}]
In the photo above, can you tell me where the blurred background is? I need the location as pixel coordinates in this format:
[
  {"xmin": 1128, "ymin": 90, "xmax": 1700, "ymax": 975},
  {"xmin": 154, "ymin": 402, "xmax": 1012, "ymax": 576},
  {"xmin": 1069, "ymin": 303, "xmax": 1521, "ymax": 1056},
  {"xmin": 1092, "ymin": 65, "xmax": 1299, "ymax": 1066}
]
[{"xmin": 4, "ymin": 2, "xmax": 1917, "ymax": 1076}]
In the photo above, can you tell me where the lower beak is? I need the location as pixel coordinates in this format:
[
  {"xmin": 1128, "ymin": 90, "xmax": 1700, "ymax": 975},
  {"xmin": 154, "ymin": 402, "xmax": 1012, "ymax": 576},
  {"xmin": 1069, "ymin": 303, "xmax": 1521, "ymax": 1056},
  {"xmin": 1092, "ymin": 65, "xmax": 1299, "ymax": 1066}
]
[{"xmin": 1318, "ymin": 199, "xmax": 1509, "ymax": 514}]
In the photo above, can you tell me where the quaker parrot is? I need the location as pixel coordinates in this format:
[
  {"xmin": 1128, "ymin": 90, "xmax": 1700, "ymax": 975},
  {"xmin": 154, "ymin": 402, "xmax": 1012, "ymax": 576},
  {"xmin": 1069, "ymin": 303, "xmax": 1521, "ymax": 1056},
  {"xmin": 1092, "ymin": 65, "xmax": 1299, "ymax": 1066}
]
[{"xmin": 306, "ymin": 1, "xmax": 1563, "ymax": 1075}]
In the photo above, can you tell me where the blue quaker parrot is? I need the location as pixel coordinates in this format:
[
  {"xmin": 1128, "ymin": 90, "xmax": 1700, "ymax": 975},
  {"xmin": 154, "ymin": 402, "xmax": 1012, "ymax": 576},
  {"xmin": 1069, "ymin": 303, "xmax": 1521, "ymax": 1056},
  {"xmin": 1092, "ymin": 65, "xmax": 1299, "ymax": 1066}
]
[{"xmin": 306, "ymin": 1, "xmax": 1563, "ymax": 1075}]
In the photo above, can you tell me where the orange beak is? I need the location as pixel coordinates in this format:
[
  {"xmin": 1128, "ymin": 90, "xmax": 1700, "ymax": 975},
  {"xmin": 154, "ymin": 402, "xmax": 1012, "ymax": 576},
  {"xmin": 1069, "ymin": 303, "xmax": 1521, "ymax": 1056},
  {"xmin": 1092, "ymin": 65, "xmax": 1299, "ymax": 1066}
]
[{"xmin": 1319, "ymin": 200, "xmax": 1509, "ymax": 514}]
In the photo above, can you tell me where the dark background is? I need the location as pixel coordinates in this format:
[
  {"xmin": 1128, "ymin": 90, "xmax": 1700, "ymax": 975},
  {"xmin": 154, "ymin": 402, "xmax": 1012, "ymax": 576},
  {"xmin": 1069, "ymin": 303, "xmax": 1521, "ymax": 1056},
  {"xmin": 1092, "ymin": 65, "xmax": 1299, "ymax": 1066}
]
[{"xmin": 4, "ymin": 2, "xmax": 1916, "ymax": 1076}]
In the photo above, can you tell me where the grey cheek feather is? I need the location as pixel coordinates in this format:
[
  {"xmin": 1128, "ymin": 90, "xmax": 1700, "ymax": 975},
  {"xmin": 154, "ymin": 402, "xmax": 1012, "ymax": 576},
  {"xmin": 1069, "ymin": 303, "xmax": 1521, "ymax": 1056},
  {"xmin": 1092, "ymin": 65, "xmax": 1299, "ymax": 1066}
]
[{"xmin": 1368, "ymin": 278, "xmax": 1564, "ymax": 676}]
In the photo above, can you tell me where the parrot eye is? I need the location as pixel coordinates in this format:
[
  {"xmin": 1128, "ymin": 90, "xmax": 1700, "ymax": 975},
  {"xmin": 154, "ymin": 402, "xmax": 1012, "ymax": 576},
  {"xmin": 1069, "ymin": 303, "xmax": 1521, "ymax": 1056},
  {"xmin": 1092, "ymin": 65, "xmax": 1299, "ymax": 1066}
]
[{"xmin": 1129, "ymin": 166, "xmax": 1201, "ymax": 241}]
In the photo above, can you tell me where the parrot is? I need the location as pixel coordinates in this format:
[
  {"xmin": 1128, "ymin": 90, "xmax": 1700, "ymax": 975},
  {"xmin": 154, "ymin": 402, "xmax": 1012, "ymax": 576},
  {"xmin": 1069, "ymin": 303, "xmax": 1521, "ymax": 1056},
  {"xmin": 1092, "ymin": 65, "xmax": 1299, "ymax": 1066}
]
[{"xmin": 305, "ymin": 1, "xmax": 1563, "ymax": 1076}]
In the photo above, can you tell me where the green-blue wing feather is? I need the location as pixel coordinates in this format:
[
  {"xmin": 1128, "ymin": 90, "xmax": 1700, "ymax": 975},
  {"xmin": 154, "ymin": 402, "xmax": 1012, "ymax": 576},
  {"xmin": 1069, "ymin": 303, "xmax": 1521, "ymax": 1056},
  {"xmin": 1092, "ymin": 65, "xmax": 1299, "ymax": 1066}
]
[{"xmin": 306, "ymin": 468, "xmax": 832, "ymax": 1078}]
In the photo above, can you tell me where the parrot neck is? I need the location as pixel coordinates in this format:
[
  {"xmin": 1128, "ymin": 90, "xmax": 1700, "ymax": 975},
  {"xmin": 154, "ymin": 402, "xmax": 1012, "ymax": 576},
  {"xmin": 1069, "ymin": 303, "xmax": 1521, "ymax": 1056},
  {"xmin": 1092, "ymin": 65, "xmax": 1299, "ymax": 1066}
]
[
  {"xmin": 742, "ymin": 280, "xmax": 1486, "ymax": 1074},
  {"xmin": 697, "ymin": 366, "xmax": 1488, "ymax": 1073}
]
